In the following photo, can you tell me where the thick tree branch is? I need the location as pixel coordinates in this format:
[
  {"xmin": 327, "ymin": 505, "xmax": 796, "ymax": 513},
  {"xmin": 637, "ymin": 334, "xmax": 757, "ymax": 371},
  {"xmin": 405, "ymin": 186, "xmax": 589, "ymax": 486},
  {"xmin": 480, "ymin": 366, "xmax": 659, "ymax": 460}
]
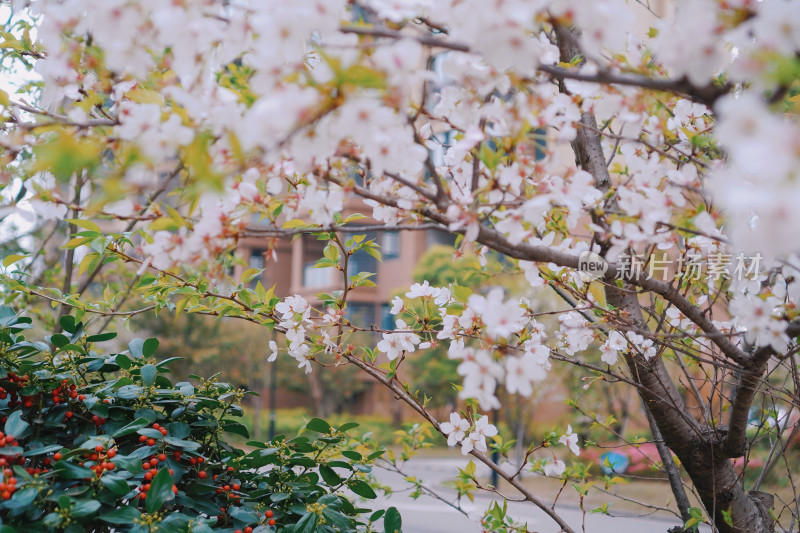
[{"xmin": 724, "ymin": 320, "xmax": 800, "ymax": 458}]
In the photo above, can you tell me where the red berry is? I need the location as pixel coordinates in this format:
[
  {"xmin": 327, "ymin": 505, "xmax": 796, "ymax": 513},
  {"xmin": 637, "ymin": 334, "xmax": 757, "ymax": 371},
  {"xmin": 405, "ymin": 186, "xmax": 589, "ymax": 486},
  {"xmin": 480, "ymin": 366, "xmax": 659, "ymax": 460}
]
[
  {"xmin": 245, "ymin": 527, "xmax": 253, "ymax": 533},
  {"xmin": 232, "ymin": 483, "xmax": 240, "ymax": 491},
  {"xmin": 158, "ymin": 454, "xmax": 166, "ymax": 462},
  {"xmin": 159, "ymin": 428, "xmax": 167, "ymax": 436},
  {"xmin": 268, "ymin": 519, "xmax": 276, "ymax": 526},
  {"xmin": 65, "ymin": 411, "xmax": 73, "ymax": 418},
  {"xmin": 146, "ymin": 438, "xmax": 155, "ymax": 446},
  {"xmin": 198, "ymin": 471, "xmax": 207, "ymax": 479},
  {"xmin": 78, "ymin": 395, "xmax": 86, "ymax": 401},
  {"xmin": 139, "ymin": 435, "xmax": 147, "ymax": 443},
  {"xmin": 265, "ymin": 510, "xmax": 274, "ymax": 518},
  {"xmin": 152, "ymin": 423, "xmax": 160, "ymax": 430},
  {"xmin": 95, "ymin": 445, "xmax": 104, "ymax": 453},
  {"xmin": 107, "ymin": 449, "xmax": 116, "ymax": 459}
]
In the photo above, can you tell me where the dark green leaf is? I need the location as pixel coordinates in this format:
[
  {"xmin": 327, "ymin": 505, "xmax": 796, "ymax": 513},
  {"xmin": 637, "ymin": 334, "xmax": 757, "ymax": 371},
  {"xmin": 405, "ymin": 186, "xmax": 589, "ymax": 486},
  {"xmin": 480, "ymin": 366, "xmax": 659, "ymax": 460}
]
[
  {"xmin": 384, "ymin": 507, "xmax": 402, "ymax": 533},
  {"xmin": 99, "ymin": 507, "xmax": 142, "ymax": 525},
  {"xmin": 100, "ymin": 474, "xmax": 131, "ymax": 496},
  {"xmin": 295, "ymin": 512, "xmax": 316, "ymax": 533},
  {"xmin": 319, "ymin": 465, "xmax": 342, "ymax": 486},
  {"xmin": 23, "ymin": 444, "xmax": 63, "ymax": 457},
  {"xmin": 142, "ymin": 338, "xmax": 159, "ymax": 357},
  {"xmin": 72, "ymin": 500, "xmax": 101, "ymax": 517},
  {"xmin": 349, "ymin": 480, "xmax": 377, "ymax": 499},
  {"xmin": 146, "ymin": 468, "xmax": 174, "ymax": 513},
  {"xmin": 86, "ymin": 332, "xmax": 117, "ymax": 343},
  {"xmin": 112, "ymin": 417, "xmax": 152, "ymax": 438},
  {"xmin": 306, "ymin": 418, "xmax": 331, "ymax": 434},
  {"xmin": 54, "ymin": 461, "xmax": 94, "ymax": 480}
]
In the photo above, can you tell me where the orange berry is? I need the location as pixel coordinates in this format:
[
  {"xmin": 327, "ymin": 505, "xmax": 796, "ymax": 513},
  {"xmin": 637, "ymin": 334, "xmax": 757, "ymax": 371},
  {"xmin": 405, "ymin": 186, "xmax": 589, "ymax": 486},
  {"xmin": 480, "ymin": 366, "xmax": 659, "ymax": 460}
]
[
  {"xmin": 265, "ymin": 510, "xmax": 274, "ymax": 518},
  {"xmin": 146, "ymin": 438, "xmax": 155, "ymax": 446},
  {"xmin": 268, "ymin": 519, "xmax": 276, "ymax": 526}
]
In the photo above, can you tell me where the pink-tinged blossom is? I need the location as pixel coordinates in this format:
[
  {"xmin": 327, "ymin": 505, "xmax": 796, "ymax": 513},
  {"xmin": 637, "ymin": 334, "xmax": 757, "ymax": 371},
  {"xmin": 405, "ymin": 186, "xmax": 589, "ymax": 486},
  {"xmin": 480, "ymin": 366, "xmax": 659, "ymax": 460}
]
[
  {"xmin": 467, "ymin": 288, "xmax": 525, "ymax": 340},
  {"xmin": 543, "ymin": 458, "xmax": 566, "ymax": 477},
  {"xmin": 440, "ymin": 412, "xmax": 470, "ymax": 447},
  {"xmin": 458, "ymin": 350, "xmax": 503, "ymax": 410},
  {"xmin": 600, "ymin": 330, "xmax": 627, "ymax": 365},
  {"xmin": 504, "ymin": 354, "xmax": 546, "ymax": 397},
  {"xmin": 406, "ymin": 281, "xmax": 441, "ymax": 299},
  {"xmin": 559, "ymin": 425, "xmax": 580, "ymax": 456},
  {"xmin": 557, "ymin": 312, "xmax": 594, "ymax": 356},
  {"xmin": 461, "ymin": 415, "xmax": 498, "ymax": 455},
  {"xmin": 625, "ymin": 332, "xmax": 656, "ymax": 360},
  {"xmin": 390, "ymin": 296, "xmax": 404, "ymax": 315},
  {"xmin": 377, "ymin": 319, "xmax": 421, "ymax": 360},
  {"xmin": 267, "ymin": 340, "xmax": 279, "ymax": 363},
  {"xmin": 730, "ymin": 295, "xmax": 789, "ymax": 352}
]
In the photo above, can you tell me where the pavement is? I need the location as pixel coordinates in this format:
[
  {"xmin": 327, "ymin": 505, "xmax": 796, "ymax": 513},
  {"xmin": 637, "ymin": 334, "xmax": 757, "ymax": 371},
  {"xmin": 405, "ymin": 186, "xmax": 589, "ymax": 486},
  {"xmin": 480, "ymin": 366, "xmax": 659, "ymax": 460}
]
[{"xmin": 368, "ymin": 456, "xmax": 710, "ymax": 533}]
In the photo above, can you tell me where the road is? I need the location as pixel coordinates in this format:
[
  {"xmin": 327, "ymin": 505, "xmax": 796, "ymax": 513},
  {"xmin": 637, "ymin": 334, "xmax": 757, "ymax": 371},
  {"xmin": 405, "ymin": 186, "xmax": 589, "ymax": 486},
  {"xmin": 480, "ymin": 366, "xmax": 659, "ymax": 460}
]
[{"xmin": 368, "ymin": 456, "xmax": 709, "ymax": 533}]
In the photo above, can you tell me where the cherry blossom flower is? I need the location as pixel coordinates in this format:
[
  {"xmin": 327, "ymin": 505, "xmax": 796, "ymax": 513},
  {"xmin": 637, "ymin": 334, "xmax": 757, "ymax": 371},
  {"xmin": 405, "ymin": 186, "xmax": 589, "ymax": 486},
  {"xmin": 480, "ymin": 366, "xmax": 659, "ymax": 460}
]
[
  {"xmin": 559, "ymin": 425, "xmax": 580, "ymax": 456},
  {"xmin": 440, "ymin": 412, "xmax": 470, "ymax": 447},
  {"xmin": 543, "ymin": 459, "xmax": 566, "ymax": 477},
  {"xmin": 376, "ymin": 319, "xmax": 421, "ymax": 360},
  {"xmin": 461, "ymin": 415, "xmax": 498, "ymax": 455}
]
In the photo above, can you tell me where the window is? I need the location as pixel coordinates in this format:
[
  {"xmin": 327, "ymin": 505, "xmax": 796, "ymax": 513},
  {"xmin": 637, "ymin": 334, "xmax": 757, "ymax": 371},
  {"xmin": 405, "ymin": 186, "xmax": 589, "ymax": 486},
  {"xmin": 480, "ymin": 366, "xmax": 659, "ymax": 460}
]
[
  {"xmin": 303, "ymin": 264, "xmax": 336, "ymax": 288},
  {"xmin": 426, "ymin": 229, "xmax": 457, "ymax": 248},
  {"xmin": 346, "ymin": 302, "xmax": 377, "ymax": 329},
  {"xmin": 248, "ymin": 249, "xmax": 265, "ymax": 270},
  {"xmin": 382, "ymin": 231, "xmax": 400, "ymax": 260},
  {"xmin": 380, "ymin": 303, "xmax": 395, "ymax": 331}
]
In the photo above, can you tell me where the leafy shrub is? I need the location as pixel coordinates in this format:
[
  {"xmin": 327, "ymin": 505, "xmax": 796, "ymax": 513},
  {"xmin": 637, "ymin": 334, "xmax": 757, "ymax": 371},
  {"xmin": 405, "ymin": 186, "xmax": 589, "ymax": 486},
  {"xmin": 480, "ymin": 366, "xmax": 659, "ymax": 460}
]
[{"xmin": 0, "ymin": 308, "xmax": 398, "ymax": 533}]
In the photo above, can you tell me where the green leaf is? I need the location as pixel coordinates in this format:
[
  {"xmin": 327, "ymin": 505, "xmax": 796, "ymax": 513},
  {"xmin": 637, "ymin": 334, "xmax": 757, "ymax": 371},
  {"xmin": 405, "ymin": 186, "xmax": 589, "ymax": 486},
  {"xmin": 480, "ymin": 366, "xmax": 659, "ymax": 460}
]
[
  {"xmin": 142, "ymin": 338, "xmax": 159, "ymax": 357},
  {"xmin": 141, "ymin": 364, "xmax": 157, "ymax": 387},
  {"xmin": 384, "ymin": 507, "xmax": 402, "ymax": 533},
  {"xmin": 306, "ymin": 418, "xmax": 331, "ymax": 434},
  {"xmin": 54, "ymin": 461, "xmax": 95, "ymax": 480},
  {"xmin": 99, "ymin": 507, "xmax": 142, "ymax": 525},
  {"xmin": 112, "ymin": 417, "xmax": 153, "ymax": 438},
  {"xmin": 4, "ymin": 411, "xmax": 29, "ymax": 439},
  {"xmin": 71, "ymin": 500, "xmax": 102, "ymax": 517},
  {"xmin": 348, "ymin": 480, "xmax": 377, "ymax": 499},
  {"xmin": 100, "ymin": 474, "xmax": 131, "ymax": 496},
  {"xmin": 319, "ymin": 465, "xmax": 342, "ymax": 486},
  {"xmin": 295, "ymin": 512, "xmax": 317, "ymax": 533},
  {"xmin": 146, "ymin": 467, "xmax": 174, "ymax": 513},
  {"xmin": 22, "ymin": 444, "xmax": 63, "ymax": 457}
]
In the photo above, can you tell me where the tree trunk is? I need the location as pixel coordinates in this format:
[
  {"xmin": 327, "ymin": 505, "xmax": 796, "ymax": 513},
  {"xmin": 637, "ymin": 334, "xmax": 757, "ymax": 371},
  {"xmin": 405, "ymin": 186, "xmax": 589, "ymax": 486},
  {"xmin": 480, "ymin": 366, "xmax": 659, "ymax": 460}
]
[{"xmin": 606, "ymin": 286, "xmax": 773, "ymax": 533}]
